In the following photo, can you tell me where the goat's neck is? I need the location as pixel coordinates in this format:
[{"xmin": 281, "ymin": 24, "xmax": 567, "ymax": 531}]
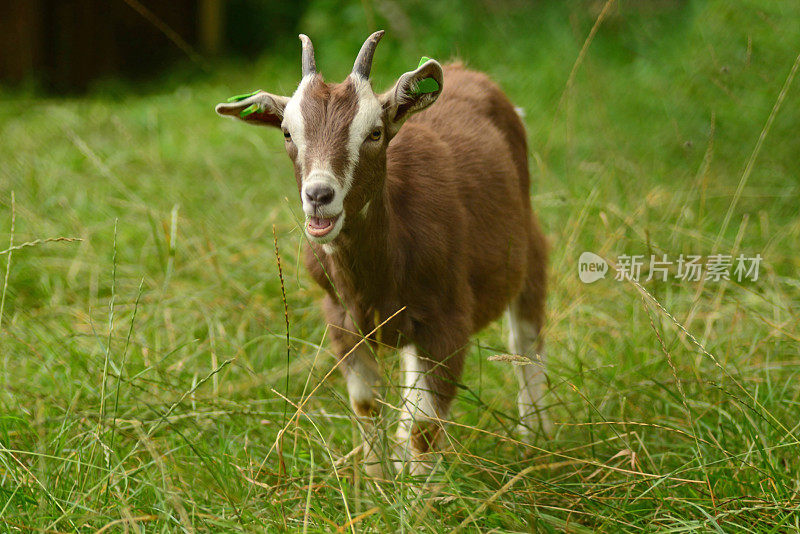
[{"xmin": 328, "ymin": 189, "xmax": 392, "ymax": 305}]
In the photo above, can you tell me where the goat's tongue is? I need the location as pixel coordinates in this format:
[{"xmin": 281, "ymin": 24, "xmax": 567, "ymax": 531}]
[
  {"xmin": 307, "ymin": 216, "xmax": 335, "ymax": 237},
  {"xmin": 308, "ymin": 217, "xmax": 332, "ymax": 229}
]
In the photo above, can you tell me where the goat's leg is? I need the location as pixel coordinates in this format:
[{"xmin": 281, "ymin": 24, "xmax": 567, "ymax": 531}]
[
  {"xmin": 507, "ymin": 297, "xmax": 551, "ymax": 438},
  {"xmin": 340, "ymin": 345, "xmax": 385, "ymax": 476},
  {"xmin": 395, "ymin": 343, "xmax": 465, "ymax": 477},
  {"xmin": 325, "ymin": 297, "xmax": 385, "ymax": 477},
  {"xmin": 507, "ymin": 220, "xmax": 550, "ymax": 438}
]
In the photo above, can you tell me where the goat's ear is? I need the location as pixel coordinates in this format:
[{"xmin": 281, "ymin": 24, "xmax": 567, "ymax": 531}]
[
  {"xmin": 215, "ymin": 90, "xmax": 289, "ymax": 128},
  {"xmin": 380, "ymin": 58, "xmax": 443, "ymax": 135}
]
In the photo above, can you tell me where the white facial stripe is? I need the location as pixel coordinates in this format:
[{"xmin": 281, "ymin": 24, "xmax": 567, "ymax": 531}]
[
  {"xmin": 286, "ymin": 76, "xmax": 346, "ymax": 234},
  {"xmin": 282, "ymin": 75, "xmax": 313, "ymax": 175},
  {"xmin": 344, "ymin": 74, "xmax": 383, "ymax": 192},
  {"xmin": 287, "ymin": 75, "xmax": 382, "ymax": 245}
]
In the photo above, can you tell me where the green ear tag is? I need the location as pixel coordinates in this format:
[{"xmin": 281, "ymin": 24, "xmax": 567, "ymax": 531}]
[
  {"xmin": 240, "ymin": 103, "xmax": 260, "ymax": 118},
  {"xmin": 227, "ymin": 90, "xmax": 260, "ymax": 103},
  {"xmin": 414, "ymin": 56, "xmax": 439, "ymax": 94}
]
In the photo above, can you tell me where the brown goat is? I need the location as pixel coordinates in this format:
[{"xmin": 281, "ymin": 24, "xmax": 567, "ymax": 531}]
[{"xmin": 216, "ymin": 31, "xmax": 549, "ymax": 477}]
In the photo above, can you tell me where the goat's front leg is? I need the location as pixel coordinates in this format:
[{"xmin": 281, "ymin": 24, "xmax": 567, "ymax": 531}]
[
  {"xmin": 325, "ymin": 298, "xmax": 386, "ymax": 477},
  {"xmin": 340, "ymin": 344, "xmax": 385, "ymax": 476},
  {"xmin": 395, "ymin": 341, "xmax": 465, "ymax": 477}
]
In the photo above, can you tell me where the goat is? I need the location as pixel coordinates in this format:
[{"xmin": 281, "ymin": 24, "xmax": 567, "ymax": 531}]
[{"xmin": 216, "ymin": 31, "xmax": 549, "ymax": 477}]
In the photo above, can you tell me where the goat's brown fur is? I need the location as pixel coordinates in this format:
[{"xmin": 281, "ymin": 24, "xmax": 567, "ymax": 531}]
[
  {"xmin": 307, "ymin": 64, "xmax": 546, "ymax": 425},
  {"xmin": 216, "ymin": 38, "xmax": 548, "ymax": 476}
]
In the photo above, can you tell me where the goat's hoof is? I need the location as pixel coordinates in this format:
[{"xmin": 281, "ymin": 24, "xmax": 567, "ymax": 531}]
[
  {"xmin": 363, "ymin": 457, "xmax": 387, "ymax": 479},
  {"xmin": 393, "ymin": 450, "xmax": 436, "ymax": 480},
  {"xmin": 517, "ymin": 414, "xmax": 553, "ymax": 443}
]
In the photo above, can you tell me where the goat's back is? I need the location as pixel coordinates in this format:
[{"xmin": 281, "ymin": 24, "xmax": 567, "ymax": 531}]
[
  {"xmin": 385, "ymin": 63, "xmax": 533, "ymax": 331},
  {"xmin": 412, "ymin": 63, "xmax": 530, "ymax": 197}
]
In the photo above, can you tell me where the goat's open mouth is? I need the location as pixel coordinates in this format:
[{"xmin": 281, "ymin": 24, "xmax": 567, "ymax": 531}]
[{"xmin": 306, "ymin": 215, "xmax": 340, "ymax": 238}]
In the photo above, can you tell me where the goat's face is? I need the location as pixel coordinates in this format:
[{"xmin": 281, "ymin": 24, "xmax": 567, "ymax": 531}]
[
  {"xmin": 280, "ymin": 74, "xmax": 385, "ymax": 243},
  {"xmin": 216, "ymin": 31, "xmax": 443, "ymax": 245}
]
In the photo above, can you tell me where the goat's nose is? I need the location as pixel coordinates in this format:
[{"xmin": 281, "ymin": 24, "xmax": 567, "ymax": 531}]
[{"xmin": 304, "ymin": 183, "xmax": 335, "ymax": 205}]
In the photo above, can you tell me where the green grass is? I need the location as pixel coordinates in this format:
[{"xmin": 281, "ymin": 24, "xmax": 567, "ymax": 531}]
[{"xmin": 2, "ymin": 0, "xmax": 800, "ymax": 531}]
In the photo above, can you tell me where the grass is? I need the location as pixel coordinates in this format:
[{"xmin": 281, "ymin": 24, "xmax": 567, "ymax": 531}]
[{"xmin": 1, "ymin": 0, "xmax": 800, "ymax": 531}]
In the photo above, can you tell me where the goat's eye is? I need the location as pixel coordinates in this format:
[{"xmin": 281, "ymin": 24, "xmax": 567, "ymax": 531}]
[
  {"xmin": 367, "ymin": 129, "xmax": 381, "ymax": 141},
  {"xmin": 283, "ymin": 129, "xmax": 292, "ymax": 141}
]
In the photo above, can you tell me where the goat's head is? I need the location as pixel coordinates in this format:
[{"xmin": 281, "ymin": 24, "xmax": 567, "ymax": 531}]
[{"xmin": 216, "ymin": 31, "xmax": 443, "ymax": 244}]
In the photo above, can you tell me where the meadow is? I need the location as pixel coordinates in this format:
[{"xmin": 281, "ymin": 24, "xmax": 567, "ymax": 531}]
[{"xmin": 1, "ymin": 1, "xmax": 800, "ymax": 531}]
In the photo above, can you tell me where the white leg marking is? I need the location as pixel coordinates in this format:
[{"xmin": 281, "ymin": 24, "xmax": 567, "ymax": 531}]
[
  {"xmin": 346, "ymin": 370, "xmax": 374, "ymax": 410},
  {"xmin": 507, "ymin": 301, "xmax": 551, "ymax": 436},
  {"xmin": 395, "ymin": 345, "xmax": 446, "ymax": 482},
  {"xmin": 343, "ymin": 348, "xmax": 380, "ymax": 414},
  {"xmin": 396, "ymin": 345, "xmax": 438, "ymax": 440},
  {"xmin": 343, "ymin": 348, "xmax": 383, "ymax": 476},
  {"xmin": 394, "ymin": 345, "xmax": 442, "ymax": 476}
]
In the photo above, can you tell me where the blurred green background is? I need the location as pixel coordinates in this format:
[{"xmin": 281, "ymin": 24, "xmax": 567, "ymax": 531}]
[{"xmin": 1, "ymin": 0, "xmax": 800, "ymax": 531}]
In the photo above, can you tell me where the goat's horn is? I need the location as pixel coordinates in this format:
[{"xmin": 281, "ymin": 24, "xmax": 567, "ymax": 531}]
[
  {"xmin": 299, "ymin": 34, "xmax": 316, "ymax": 77},
  {"xmin": 352, "ymin": 30, "xmax": 384, "ymax": 79}
]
